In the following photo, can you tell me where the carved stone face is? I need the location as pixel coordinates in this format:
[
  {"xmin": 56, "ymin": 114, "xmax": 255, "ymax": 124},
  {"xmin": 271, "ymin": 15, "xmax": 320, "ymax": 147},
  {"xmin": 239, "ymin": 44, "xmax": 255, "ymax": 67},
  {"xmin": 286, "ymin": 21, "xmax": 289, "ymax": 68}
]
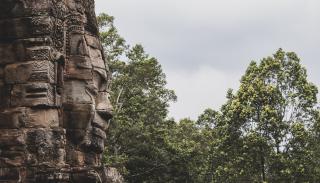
[
  {"xmin": 63, "ymin": 32, "xmax": 112, "ymax": 154},
  {"xmin": 0, "ymin": 0, "xmax": 122, "ymax": 182}
]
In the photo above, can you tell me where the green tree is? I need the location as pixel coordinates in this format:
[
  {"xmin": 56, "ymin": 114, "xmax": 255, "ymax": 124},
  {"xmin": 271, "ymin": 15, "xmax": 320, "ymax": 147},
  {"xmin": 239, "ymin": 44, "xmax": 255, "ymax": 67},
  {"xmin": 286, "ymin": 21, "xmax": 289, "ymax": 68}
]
[
  {"xmin": 105, "ymin": 44, "xmax": 177, "ymax": 181},
  {"xmin": 98, "ymin": 13, "xmax": 320, "ymax": 182},
  {"xmin": 98, "ymin": 14, "xmax": 181, "ymax": 182},
  {"xmin": 209, "ymin": 49, "xmax": 319, "ymax": 182},
  {"xmin": 97, "ymin": 13, "xmax": 128, "ymax": 63}
]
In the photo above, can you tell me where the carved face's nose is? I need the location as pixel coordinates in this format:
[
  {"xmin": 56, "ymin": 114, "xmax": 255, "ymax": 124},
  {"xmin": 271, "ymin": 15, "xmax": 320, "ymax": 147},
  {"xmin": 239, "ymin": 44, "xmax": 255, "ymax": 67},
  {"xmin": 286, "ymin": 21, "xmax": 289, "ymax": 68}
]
[{"xmin": 96, "ymin": 91, "xmax": 113, "ymax": 116}]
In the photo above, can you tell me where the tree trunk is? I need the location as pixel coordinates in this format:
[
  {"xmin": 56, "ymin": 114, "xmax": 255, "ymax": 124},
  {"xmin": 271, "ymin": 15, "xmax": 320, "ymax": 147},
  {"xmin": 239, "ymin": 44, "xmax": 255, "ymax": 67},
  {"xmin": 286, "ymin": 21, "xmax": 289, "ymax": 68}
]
[{"xmin": 260, "ymin": 146, "xmax": 266, "ymax": 182}]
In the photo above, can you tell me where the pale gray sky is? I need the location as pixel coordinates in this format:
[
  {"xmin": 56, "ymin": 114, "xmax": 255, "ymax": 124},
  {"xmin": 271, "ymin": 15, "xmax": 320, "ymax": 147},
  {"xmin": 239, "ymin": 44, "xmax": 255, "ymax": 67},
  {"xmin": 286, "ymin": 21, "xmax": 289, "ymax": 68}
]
[{"xmin": 95, "ymin": 0, "xmax": 320, "ymax": 120}]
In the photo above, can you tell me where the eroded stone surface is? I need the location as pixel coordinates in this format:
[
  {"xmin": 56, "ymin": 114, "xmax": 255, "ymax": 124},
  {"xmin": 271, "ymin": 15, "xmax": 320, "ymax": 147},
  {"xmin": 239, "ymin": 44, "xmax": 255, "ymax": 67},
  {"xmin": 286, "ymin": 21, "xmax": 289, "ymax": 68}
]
[{"xmin": 0, "ymin": 0, "xmax": 122, "ymax": 182}]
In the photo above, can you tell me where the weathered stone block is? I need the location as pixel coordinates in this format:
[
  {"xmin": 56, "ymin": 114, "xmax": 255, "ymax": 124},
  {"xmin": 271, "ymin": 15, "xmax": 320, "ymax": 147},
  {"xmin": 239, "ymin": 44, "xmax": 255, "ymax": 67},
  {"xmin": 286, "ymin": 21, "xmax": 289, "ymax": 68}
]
[
  {"xmin": 0, "ymin": 108, "xmax": 59, "ymax": 129},
  {"xmin": 25, "ymin": 46, "xmax": 54, "ymax": 62},
  {"xmin": 85, "ymin": 34, "xmax": 102, "ymax": 50},
  {"xmin": 86, "ymin": 36, "xmax": 106, "ymax": 71},
  {"xmin": 70, "ymin": 167, "xmax": 111, "ymax": 183},
  {"xmin": 65, "ymin": 56, "xmax": 93, "ymax": 80},
  {"xmin": 0, "ymin": 16, "xmax": 53, "ymax": 39},
  {"xmin": 0, "ymin": 81, "xmax": 10, "ymax": 109},
  {"xmin": 0, "ymin": 0, "xmax": 52, "ymax": 18},
  {"xmin": 5, "ymin": 60, "xmax": 55, "ymax": 84},
  {"xmin": 63, "ymin": 80, "xmax": 93, "ymax": 104},
  {"xmin": 25, "ymin": 109, "xmax": 60, "ymax": 128},
  {"xmin": 63, "ymin": 104, "xmax": 94, "ymax": 129},
  {"xmin": 0, "ymin": 68, "xmax": 3, "ymax": 79},
  {"xmin": 0, "ymin": 41, "xmax": 24, "ymax": 65},
  {"xmin": 69, "ymin": 33, "xmax": 88, "ymax": 56},
  {"xmin": 0, "ymin": 130, "xmax": 25, "ymax": 147},
  {"xmin": 66, "ymin": 150, "xmax": 85, "ymax": 166},
  {"xmin": 0, "ymin": 130, "xmax": 26, "ymax": 167},
  {"xmin": 0, "ymin": 149, "xmax": 26, "ymax": 167},
  {"xmin": 0, "ymin": 108, "xmax": 27, "ymax": 129},
  {"xmin": 71, "ymin": 171, "xmax": 101, "ymax": 183},
  {"xmin": 0, "ymin": 41, "xmax": 54, "ymax": 65},
  {"xmin": 35, "ymin": 170, "xmax": 70, "ymax": 183},
  {"xmin": 26, "ymin": 128, "xmax": 66, "ymax": 166},
  {"xmin": 11, "ymin": 83, "xmax": 56, "ymax": 107},
  {"xmin": 0, "ymin": 168, "xmax": 22, "ymax": 181}
]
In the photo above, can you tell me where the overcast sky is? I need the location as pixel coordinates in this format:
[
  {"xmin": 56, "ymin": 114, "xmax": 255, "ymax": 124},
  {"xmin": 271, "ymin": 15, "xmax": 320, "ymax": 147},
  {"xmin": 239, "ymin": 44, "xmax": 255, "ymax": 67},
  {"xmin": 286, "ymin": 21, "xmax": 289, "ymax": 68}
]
[{"xmin": 95, "ymin": 0, "xmax": 320, "ymax": 120}]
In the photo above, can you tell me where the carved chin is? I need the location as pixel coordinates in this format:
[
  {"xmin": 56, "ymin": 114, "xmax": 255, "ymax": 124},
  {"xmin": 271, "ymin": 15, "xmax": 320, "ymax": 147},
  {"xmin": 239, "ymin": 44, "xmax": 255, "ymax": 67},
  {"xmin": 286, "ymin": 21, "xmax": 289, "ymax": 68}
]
[
  {"xmin": 81, "ymin": 132, "xmax": 106, "ymax": 154},
  {"xmin": 90, "ymin": 135, "xmax": 105, "ymax": 154}
]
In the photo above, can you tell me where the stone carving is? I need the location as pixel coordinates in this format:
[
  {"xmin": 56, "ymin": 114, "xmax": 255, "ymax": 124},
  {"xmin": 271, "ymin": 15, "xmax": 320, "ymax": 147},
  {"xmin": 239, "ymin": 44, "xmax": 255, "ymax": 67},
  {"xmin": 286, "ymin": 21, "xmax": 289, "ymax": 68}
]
[{"xmin": 0, "ymin": 0, "xmax": 122, "ymax": 182}]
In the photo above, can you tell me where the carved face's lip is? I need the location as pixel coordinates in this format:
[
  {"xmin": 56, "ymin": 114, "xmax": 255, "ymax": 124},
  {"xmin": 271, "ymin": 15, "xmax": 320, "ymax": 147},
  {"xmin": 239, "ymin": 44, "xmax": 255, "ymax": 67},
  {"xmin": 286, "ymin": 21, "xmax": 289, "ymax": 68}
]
[
  {"xmin": 90, "ymin": 110, "xmax": 110, "ymax": 141},
  {"xmin": 92, "ymin": 116, "xmax": 109, "ymax": 132}
]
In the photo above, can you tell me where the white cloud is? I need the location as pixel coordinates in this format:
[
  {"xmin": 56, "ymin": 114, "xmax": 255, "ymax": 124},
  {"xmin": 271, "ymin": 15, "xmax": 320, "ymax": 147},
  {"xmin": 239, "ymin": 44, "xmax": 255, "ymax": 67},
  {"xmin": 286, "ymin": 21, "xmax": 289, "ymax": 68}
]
[
  {"xmin": 166, "ymin": 66, "xmax": 241, "ymax": 120},
  {"xmin": 95, "ymin": 0, "xmax": 320, "ymax": 119}
]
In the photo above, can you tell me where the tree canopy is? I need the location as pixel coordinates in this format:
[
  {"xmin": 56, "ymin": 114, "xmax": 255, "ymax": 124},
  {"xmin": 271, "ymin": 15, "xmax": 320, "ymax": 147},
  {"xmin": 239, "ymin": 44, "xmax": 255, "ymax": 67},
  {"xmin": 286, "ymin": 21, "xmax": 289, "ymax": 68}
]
[{"xmin": 98, "ymin": 13, "xmax": 319, "ymax": 183}]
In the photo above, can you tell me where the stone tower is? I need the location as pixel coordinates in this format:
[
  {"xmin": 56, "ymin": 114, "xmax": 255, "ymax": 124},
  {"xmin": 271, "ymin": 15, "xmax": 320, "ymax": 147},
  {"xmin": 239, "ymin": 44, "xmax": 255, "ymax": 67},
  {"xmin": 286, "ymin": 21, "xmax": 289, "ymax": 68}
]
[{"xmin": 0, "ymin": 0, "xmax": 122, "ymax": 182}]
